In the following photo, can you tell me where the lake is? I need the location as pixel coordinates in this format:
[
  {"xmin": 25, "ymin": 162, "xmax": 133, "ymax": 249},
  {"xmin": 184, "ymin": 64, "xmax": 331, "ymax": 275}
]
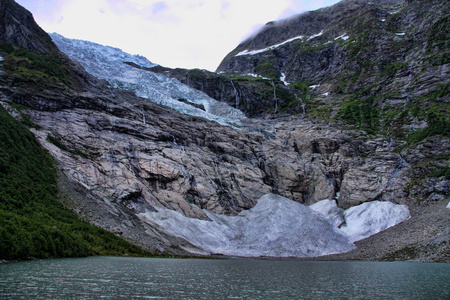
[{"xmin": 0, "ymin": 256, "xmax": 448, "ymax": 299}]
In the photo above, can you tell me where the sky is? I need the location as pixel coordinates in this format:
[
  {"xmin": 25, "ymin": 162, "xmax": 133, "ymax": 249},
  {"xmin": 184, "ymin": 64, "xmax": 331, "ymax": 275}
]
[{"xmin": 16, "ymin": 0, "xmax": 341, "ymax": 71}]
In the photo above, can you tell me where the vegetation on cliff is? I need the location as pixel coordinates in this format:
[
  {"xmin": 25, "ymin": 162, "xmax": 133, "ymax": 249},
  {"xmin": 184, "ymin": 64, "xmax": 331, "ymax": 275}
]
[
  {"xmin": 0, "ymin": 43, "xmax": 76, "ymax": 90},
  {"xmin": 0, "ymin": 105, "xmax": 154, "ymax": 260}
]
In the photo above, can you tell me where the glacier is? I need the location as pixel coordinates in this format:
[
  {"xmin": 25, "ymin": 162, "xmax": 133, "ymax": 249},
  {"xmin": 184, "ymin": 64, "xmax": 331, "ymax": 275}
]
[
  {"xmin": 50, "ymin": 33, "xmax": 246, "ymax": 128},
  {"xmin": 338, "ymin": 201, "xmax": 411, "ymax": 242},
  {"xmin": 139, "ymin": 194, "xmax": 410, "ymax": 257},
  {"xmin": 311, "ymin": 199, "xmax": 411, "ymax": 243}
]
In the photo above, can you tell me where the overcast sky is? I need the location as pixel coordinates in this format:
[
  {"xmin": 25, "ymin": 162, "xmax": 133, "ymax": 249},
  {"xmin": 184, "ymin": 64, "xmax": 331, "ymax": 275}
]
[{"xmin": 16, "ymin": 0, "xmax": 340, "ymax": 71}]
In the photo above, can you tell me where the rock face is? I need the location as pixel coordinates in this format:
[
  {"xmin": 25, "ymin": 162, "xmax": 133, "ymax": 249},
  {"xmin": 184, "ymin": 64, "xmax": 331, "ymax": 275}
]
[
  {"xmin": 0, "ymin": 0, "xmax": 448, "ymax": 259},
  {"xmin": 0, "ymin": 0, "xmax": 57, "ymax": 54},
  {"xmin": 148, "ymin": 66, "xmax": 303, "ymax": 118}
]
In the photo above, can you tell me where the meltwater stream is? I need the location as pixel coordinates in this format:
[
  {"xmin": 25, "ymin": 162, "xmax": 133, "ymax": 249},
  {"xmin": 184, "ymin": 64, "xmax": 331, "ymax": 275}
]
[{"xmin": 1, "ymin": 257, "xmax": 449, "ymax": 299}]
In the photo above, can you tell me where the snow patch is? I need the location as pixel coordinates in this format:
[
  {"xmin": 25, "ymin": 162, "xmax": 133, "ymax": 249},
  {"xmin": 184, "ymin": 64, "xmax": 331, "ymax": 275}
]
[
  {"xmin": 396, "ymin": 32, "xmax": 406, "ymax": 36},
  {"xmin": 322, "ymin": 92, "xmax": 329, "ymax": 96},
  {"xmin": 307, "ymin": 30, "xmax": 324, "ymax": 41},
  {"xmin": 235, "ymin": 30, "xmax": 324, "ymax": 57},
  {"xmin": 140, "ymin": 194, "xmax": 355, "ymax": 257},
  {"xmin": 0, "ymin": 55, "xmax": 3, "ymax": 62},
  {"xmin": 447, "ymin": 201, "xmax": 450, "ymax": 209},
  {"xmin": 236, "ymin": 35, "xmax": 304, "ymax": 56},
  {"xmin": 246, "ymin": 73, "xmax": 269, "ymax": 80},
  {"xmin": 280, "ymin": 73, "xmax": 289, "ymax": 86},
  {"xmin": 380, "ymin": 18, "xmax": 386, "ymax": 22},
  {"xmin": 334, "ymin": 34, "xmax": 349, "ymax": 41},
  {"xmin": 309, "ymin": 84, "xmax": 320, "ymax": 89}
]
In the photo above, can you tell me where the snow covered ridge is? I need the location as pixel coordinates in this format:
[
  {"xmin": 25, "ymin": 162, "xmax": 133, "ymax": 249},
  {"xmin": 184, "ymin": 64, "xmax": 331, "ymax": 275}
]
[
  {"xmin": 50, "ymin": 33, "xmax": 246, "ymax": 128},
  {"xmin": 139, "ymin": 194, "xmax": 410, "ymax": 257}
]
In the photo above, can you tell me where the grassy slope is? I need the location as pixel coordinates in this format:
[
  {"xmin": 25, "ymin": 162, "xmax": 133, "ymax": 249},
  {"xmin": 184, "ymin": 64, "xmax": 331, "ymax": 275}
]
[{"xmin": 0, "ymin": 105, "xmax": 155, "ymax": 260}]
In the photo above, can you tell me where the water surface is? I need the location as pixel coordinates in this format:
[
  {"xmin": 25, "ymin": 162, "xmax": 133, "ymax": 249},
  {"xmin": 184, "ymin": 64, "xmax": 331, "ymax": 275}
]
[{"xmin": 0, "ymin": 257, "xmax": 448, "ymax": 299}]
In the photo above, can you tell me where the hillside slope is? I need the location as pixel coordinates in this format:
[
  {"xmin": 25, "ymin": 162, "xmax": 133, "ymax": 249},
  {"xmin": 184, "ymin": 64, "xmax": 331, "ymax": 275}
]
[{"xmin": 217, "ymin": 0, "xmax": 449, "ymax": 138}]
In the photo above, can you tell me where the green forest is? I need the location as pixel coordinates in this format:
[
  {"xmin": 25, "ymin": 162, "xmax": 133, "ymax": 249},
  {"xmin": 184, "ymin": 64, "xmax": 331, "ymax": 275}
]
[{"xmin": 0, "ymin": 105, "xmax": 155, "ymax": 260}]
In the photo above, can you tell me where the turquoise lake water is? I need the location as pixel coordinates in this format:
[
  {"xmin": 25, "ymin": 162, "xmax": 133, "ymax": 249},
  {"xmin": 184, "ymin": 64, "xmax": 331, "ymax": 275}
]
[{"xmin": 0, "ymin": 256, "xmax": 449, "ymax": 299}]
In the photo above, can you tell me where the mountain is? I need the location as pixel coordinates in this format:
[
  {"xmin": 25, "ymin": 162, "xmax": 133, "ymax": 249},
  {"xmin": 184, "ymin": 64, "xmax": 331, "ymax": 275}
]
[
  {"xmin": 216, "ymin": 0, "xmax": 449, "ymax": 138},
  {"xmin": 0, "ymin": 0, "xmax": 448, "ymax": 261}
]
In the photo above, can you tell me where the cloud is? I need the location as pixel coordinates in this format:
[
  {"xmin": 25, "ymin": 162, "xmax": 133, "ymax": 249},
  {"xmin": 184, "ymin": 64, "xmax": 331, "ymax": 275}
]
[
  {"xmin": 152, "ymin": 2, "xmax": 169, "ymax": 14},
  {"xmin": 280, "ymin": 0, "xmax": 340, "ymax": 19},
  {"xmin": 16, "ymin": 0, "xmax": 68, "ymax": 24},
  {"xmin": 15, "ymin": 0, "xmax": 341, "ymax": 71}
]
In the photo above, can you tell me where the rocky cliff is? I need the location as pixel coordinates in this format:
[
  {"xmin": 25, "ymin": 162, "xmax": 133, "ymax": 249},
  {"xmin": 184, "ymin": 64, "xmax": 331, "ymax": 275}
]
[{"xmin": 0, "ymin": 0, "xmax": 448, "ymax": 260}]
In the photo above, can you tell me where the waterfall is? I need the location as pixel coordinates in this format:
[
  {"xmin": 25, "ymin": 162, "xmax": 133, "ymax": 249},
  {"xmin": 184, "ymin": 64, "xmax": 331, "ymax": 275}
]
[
  {"xmin": 422, "ymin": 41, "xmax": 428, "ymax": 53},
  {"xmin": 271, "ymin": 81, "xmax": 278, "ymax": 115},
  {"xmin": 402, "ymin": 60, "xmax": 415, "ymax": 111},
  {"xmin": 294, "ymin": 93, "xmax": 306, "ymax": 116},
  {"xmin": 140, "ymin": 108, "xmax": 146, "ymax": 125},
  {"xmin": 230, "ymin": 80, "xmax": 240, "ymax": 109}
]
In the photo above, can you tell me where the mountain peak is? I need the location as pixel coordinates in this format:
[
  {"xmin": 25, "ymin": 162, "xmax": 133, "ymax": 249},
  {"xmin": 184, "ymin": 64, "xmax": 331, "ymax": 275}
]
[{"xmin": 0, "ymin": 0, "xmax": 58, "ymax": 53}]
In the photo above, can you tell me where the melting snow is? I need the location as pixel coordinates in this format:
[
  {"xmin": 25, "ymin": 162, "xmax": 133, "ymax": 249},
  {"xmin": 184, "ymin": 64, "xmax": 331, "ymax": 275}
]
[
  {"xmin": 140, "ymin": 194, "xmax": 410, "ymax": 257},
  {"xmin": 50, "ymin": 33, "xmax": 246, "ymax": 128},
  {"xmin": 246, "ymin": 73, "xmax": 270, "ymax": 80},
  {"xmin": 235, "ymin": 31, "xmax": 324, "ymax": 57},
  {"xmin": 236, "ymin": 35, "xmax": 304, "ymax": 56},
  {"xmin": 307, "ymin": 30, "xmax": 324, "ymax": 41},
  {"xmin": 280, "ymin": 73, "xmax": 289, "ymax": 86},
  {"xmin": 334, "ymin": 34, "xmax": 349, "ymax": 41}
]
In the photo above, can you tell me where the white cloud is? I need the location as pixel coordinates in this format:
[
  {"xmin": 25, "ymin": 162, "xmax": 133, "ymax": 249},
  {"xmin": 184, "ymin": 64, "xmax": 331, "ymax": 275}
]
[{"xmin": 16, "ymin": 0, "xmax": 340, "ymax": 71}]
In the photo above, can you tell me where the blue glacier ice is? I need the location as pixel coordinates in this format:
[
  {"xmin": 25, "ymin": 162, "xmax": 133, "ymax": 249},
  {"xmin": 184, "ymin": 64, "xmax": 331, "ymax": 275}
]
[
  {"xmin": 140, "ymin": 194, "xmax": 356, "ymax": 257},
  {"xmin": 140, "ymin": 194, "xmax": 410, "ymax": 257},
  {"xmin": 50, "ymin": 33, "xmax": 246, "ymax": 128}
]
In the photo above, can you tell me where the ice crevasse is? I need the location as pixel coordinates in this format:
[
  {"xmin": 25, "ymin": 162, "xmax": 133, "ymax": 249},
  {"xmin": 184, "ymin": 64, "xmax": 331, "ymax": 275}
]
[
  {"xmin": 49, "ymin": 33, "xmax": 246, "ymax": 128},
  {"xmin": 139, "ymin": 194, "xmax": 410, "ymax": 257}
]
